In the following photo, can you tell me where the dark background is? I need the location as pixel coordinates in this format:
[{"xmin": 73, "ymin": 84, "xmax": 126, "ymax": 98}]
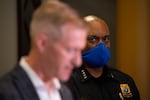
[{"xmin": 17, "ymin": 0, "xmax": 116, "ymax": 66}]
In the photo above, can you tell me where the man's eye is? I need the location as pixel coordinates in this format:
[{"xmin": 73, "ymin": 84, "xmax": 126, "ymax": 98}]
[
  {"xmin": 66, "ymin": 48, "xmax": 73, "ymax": 52},
  {"xmin": 103, "ymin": 36, "xmax": 110, "ymax": 42},
  {"xmin": 65, "ymin": 48, "xmax": 76, "ymax": 53},
  {"xmin": 87, "ymin": 36, "xmax": 99, "ymax": 42}
]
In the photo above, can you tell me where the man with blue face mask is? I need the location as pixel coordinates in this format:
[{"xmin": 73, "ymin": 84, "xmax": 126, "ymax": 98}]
[{"xmin": 66, "ymin": 15, "xmax": 140, "ymax": 100}]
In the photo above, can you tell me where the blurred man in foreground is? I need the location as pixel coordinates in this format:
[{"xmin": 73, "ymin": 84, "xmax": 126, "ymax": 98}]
[{"xmin": 0, "ymin": 1, "xmax": 87, "ymax": 100}]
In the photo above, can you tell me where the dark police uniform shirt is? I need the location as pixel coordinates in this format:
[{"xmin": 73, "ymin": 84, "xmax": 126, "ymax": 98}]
[{"xmin": 66, "ymin": 65, "xmax": 140, "ymax": 100}]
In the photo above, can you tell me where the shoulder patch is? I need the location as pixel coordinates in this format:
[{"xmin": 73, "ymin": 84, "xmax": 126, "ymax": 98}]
[{"xmin": 120, "ymin": 84, "xmax": 133, "ymax": 98}]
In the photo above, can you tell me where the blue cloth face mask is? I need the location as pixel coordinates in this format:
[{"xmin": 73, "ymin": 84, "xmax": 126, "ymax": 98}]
[{"xmin": 82, "ymin": 43, "xmax": 110, "ymax": 68}]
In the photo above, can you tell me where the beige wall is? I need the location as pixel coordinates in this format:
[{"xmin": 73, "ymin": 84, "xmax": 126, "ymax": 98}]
[
  {"xmin": 116, "ymin": 0, "xmax": 149, "ymax": 99},
  {"xmin": 0, "ymin": 0, "xmax": 17, "ymax": 76}
]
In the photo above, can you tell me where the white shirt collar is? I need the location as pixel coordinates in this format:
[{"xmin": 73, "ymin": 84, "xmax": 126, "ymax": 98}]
[{"xmin": 19, "ymin": 57, "xmax": 61, "ymax": 100}]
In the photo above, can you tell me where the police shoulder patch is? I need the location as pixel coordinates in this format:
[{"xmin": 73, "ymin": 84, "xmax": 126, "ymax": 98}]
[{"xmin": 120, "ymin": 84, "xmax": 133, "ymax": 98}]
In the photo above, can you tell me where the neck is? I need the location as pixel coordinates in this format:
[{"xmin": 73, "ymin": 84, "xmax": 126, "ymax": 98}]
[
  {"xmin": 26, "ymin": 51, "xmax": 55, "ymax": 88},
  {"xmin": 86, "ymin": 67, "xmax": 103, "ymax": 78}
]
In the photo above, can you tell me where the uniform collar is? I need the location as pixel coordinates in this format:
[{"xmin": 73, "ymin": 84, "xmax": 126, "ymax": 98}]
[{"xmin": 79, "ymin": 65, "xmax": 119, "ymax": 82}]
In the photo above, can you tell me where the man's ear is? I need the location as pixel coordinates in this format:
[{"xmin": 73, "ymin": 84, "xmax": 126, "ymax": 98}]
[{"xmin": 36, "ymin": 33, "xmax": 48, "ymax": 52}]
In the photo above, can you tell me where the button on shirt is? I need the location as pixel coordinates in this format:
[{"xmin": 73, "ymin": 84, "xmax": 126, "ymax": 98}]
[{"xmin": 20, "ymin": 57, "xmax": 61, "ymax": 100}]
